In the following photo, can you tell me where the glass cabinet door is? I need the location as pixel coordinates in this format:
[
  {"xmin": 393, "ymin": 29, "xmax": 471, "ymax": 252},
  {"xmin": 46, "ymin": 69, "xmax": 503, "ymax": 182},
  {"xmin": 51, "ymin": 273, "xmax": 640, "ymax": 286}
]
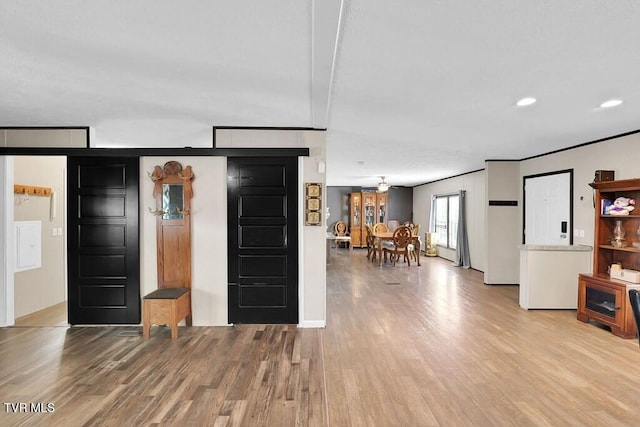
[
  {"xmin": 363, "ymin": 194, "xmax": 376, "ymax": 226},
  {"xmin": 351, "ymin": 194, "xmax": 360, "ymax": 226},
  {"xmin": 377, "ymin": 194, "xmax": 387, "ymax": 223}
]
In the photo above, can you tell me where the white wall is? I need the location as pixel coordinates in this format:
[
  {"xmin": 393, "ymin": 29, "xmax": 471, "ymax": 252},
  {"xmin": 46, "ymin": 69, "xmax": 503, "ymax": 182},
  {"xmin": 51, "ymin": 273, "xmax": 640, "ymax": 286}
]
[
  {"xmin": 520, "ymin": 132, "xmax": 640, "ymax": 252},
  {"xmin": 413, "ymin": 170, "xmax": 486, "ymax": 271},
  {"xmin": 13, "ymin": 156, "xmax": 66, "ymax": 318},
  {"xmin": 484, "ymin": 161, "xmax": 520, "ymax": 284}
]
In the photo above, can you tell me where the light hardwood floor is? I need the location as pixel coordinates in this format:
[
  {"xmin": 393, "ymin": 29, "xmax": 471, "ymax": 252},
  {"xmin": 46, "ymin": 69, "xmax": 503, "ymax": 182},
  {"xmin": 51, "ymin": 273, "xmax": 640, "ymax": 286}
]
[
  {"xmin": 14, "ymin": 302, "xmax": 67, "ymax": 327},
  {"xmin": 2, "ymin": 251, "xmax": 640, "ymax": 426}
]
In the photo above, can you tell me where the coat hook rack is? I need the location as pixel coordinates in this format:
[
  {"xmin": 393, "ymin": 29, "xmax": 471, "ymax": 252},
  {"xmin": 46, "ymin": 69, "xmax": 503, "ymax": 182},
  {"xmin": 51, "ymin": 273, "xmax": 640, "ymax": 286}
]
[{"xmin": 14, "ymin": 184, "xmax": 52, "ymax": 197}]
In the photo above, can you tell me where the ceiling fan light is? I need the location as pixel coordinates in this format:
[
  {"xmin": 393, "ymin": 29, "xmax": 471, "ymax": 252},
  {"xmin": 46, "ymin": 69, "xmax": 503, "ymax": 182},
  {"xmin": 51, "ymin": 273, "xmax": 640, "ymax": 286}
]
[
  {"xmin": 377, "ymin": 183, "xmax": 389, "ymax": 192},
  {"xmin": 600, "ymin": 99, "xmax": 623, "ymax": 108},
  {"xmin": 516, "ymin": 97, "xmax": 536, "ymax": 107}
]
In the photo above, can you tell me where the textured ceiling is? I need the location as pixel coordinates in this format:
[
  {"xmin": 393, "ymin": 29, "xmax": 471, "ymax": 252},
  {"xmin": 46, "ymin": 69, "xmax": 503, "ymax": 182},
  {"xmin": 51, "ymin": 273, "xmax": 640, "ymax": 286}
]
[{"xmin": 2, "ymin": 1, "xmax": 640, "ymax": 187}]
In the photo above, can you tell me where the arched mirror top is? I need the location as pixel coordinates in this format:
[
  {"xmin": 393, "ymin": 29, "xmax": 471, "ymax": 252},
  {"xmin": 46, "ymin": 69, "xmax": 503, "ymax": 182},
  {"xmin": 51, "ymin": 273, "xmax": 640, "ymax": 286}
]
[{"xmin": 149, "ymin": 161, "xmax": 194, "ymax": 220}]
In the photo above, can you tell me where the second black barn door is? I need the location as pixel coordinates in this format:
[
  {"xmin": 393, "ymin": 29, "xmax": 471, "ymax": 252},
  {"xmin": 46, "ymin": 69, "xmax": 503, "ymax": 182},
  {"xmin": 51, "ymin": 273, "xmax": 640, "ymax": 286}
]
[{"xmin": 227, "ymin": 157, "xmax": 298, "ymax": 324}]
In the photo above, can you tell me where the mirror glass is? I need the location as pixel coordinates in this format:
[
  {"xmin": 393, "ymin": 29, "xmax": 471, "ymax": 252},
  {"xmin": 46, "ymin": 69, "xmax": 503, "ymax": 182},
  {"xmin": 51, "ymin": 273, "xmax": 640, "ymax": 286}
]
[{"xmin": 162, "ymin": 184, "xmax": 184, "ymax": 219}]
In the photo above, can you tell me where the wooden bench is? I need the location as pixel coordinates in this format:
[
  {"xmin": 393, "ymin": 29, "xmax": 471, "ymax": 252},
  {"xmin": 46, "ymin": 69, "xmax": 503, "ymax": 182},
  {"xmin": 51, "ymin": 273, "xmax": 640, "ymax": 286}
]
[{"xmin": 143, "ymin": 288, "xmax": 192, "ymax": 339}]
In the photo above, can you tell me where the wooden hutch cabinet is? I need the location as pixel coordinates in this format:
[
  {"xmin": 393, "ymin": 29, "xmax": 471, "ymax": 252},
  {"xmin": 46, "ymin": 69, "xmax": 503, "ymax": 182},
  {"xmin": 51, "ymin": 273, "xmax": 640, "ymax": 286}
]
[
  {"xmin": 349, "ymin": 192, "xmax": 387, "ymax": 247},
  {"xmin": 577, "ymin": 178, "xmax": 640, "ymax": 338}
]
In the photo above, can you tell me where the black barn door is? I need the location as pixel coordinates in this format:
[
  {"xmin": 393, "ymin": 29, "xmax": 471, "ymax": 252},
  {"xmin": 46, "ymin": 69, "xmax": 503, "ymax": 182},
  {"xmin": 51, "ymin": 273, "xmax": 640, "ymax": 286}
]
[
  {"xmin": 227, "ymin": 157, "xmax": 298, "ymax": 324},
  {"xmin": 67, "ymin": 157, "xmax": 140, "ymax": 324}
]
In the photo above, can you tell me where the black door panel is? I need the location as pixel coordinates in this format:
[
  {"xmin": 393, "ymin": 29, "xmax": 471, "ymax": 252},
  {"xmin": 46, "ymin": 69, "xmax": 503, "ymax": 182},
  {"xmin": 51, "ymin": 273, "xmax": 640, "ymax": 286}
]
[
  {"xmin": 239, "ymin": 285, "xmax": 286, "ymax": 306},
  {"xmin": 239, "ymin": 165, "xmax": 286, "ymax": 187},
  {"xmin": 241, "ymin": 195, "xmax": 285, "ymax": 217},
  {"xmin": 68, "ymin": 157, "xmax": 140, "ymax": 324},
  {"xmin": 239, "ymin": 255, "xmax": 287, "ymax": 277},
  {"xmin": 80, "ymin": 195, "xmax": 126, "ymax": 217},
  {"xmin": 240, "ymin": 226, "xmax": 286, "ymax": 247},
  {"xmin": 228, "ymin": 157, "xmax": 298, "ymax": 324}
]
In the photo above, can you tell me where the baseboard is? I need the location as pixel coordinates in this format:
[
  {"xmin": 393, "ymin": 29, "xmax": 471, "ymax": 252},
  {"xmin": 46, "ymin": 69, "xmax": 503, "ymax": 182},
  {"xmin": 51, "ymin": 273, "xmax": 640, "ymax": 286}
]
[{"xmin": 298, "ymin": 320, "xmax": 326, "ymax": 328}]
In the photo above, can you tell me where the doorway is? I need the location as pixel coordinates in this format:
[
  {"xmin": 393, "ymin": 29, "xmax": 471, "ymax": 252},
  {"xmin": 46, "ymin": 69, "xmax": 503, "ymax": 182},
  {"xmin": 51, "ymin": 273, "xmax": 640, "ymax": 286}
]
[
  {"xmin": 227, "ymin": 157, "xmax": 299, "ymax": 324},
  {"xmin": 12, "ymin": 156, "xmax": 68, "ymax": 326},
  {"xmin": 523, "ymin": 169, "xmax": 573, "ymax": 245}
]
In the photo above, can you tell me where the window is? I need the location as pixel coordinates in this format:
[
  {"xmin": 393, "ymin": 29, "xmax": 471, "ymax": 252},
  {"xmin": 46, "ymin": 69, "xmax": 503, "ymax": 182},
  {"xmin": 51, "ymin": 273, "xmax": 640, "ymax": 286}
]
[{"xmin": 434, "ymin": 194, "xmax": 459, "ymax": 249}]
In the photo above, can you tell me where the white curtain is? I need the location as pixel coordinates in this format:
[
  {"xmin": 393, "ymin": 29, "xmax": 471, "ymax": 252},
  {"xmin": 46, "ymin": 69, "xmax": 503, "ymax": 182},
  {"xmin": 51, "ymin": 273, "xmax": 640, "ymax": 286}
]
[
  {"xmin": 453, "ymin": 190, "xmax": 471, "ymax": 268},
  {"xmin": 429, "ymin": 195, "xmax": 436, "ymax": 233}
]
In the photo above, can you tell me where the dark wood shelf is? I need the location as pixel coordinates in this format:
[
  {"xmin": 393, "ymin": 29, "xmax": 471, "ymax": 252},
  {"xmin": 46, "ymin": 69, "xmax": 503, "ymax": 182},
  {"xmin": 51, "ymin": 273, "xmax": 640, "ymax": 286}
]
[{"xmin": 598, "ymin": 245, "xmax": 640, "ymax": 253}]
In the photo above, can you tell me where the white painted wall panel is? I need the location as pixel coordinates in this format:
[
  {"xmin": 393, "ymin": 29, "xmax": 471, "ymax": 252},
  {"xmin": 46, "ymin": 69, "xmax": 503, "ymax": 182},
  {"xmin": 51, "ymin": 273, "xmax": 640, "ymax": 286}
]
[{"xmin": 15, "ymin": 221, "xmax": 41, "ymax": 272}]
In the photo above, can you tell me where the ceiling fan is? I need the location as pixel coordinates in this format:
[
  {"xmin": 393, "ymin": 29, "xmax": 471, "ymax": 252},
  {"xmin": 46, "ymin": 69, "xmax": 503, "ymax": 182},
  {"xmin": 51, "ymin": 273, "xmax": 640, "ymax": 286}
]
[{"xmin": 377, "ymin": 176, "xmax": 390, "ymax": 193}]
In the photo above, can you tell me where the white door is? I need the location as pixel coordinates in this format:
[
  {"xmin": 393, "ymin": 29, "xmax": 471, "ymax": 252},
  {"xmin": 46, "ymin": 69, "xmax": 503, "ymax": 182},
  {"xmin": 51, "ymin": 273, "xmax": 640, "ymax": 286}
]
[{"xmin": 524, "ymin": 171, "xmax": 571, "ymax": 245}]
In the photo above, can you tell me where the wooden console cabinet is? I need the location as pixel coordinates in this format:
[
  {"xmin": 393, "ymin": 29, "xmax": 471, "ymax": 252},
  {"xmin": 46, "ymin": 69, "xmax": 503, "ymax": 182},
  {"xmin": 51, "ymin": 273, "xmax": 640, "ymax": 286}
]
[
  {"xmin": 578, "ymin": 274, "xmax": 639, "ymax": 338},
  {"xmin": 349, "ymin": 192, "xmax": 387, "ymax": 247},
  {"xmin": 577, "ymin": 178, "xmax": 640, "ymax": 338}
]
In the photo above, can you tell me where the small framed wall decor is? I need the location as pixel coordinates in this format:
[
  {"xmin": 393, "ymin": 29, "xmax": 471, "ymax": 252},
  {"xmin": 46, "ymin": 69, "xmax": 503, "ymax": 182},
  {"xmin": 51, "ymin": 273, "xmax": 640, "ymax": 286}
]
[{"xmin": 305, "ymin": 183, "xmax": 322, "ymax": 226}]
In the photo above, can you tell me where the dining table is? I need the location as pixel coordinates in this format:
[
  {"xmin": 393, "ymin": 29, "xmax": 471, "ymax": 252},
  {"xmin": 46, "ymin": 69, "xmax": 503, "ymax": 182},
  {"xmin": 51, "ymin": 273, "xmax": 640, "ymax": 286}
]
[{"xmin": 371, "ymin": 231, "xmax": 421, "ymax": 266}]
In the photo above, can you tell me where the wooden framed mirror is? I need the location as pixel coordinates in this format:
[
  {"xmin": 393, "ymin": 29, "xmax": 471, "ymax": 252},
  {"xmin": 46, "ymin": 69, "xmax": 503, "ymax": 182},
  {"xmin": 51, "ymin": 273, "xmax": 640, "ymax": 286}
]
[{"xmin": 149, "ymin": 161, "xmax": 194, "ymax": 288}]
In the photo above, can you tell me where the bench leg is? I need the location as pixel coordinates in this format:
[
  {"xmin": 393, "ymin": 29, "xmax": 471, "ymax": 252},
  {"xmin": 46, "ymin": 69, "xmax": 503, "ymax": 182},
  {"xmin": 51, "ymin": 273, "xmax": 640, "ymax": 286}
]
[{"xmin": 170, "ymin": 323, "xmax": 178, "ymax": 340}]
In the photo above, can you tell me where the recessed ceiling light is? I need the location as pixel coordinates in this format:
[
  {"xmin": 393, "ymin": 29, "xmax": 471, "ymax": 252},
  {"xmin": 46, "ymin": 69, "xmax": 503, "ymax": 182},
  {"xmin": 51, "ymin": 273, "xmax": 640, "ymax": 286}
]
[
  {"xmin": 600, "ymin": 99, "xmax": 623, "ymax": 108},
  {"xmin": 516, "ymin": 97, "xmax": 536, "ymax": 107}
]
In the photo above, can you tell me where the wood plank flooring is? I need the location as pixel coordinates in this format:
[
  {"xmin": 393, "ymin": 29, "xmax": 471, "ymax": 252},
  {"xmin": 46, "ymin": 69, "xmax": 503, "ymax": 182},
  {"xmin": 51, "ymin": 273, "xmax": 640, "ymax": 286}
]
[
  {"xmin": 14, "ymin": 302, "xmax": 67, "ymax": 327},
  {"xmin": 0, "ymin": 324, "xmax": 325, "ymax": 426},
  {"xmin": 2, "ymin": 250, "xmax": 640, "ymax": 426}
]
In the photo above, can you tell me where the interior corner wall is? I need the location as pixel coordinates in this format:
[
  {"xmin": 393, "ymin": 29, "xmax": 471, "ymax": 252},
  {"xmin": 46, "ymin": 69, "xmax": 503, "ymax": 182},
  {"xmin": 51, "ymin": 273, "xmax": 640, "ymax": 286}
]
[
  {"xmin": 13, "ymin": 156, "xmax": 66, "ymax": 317},
  {"xmin": 484, "ymin": 161, "xmax": 520, "ymax": 284},
  {"xmin": 412, "ymin": 170, "xmax": 486, "ymax": 271}
]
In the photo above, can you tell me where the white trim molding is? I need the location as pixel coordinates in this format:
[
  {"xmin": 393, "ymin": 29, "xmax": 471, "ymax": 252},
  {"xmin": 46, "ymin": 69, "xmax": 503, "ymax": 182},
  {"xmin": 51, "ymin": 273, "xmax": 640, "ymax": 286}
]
[
  {"xmin": 298, "ymin": 320, "xmax": 326, "ymax": 328},
  {"xmin": 0, "ymin": 156, "xmax": 15, "ymax": 326}
]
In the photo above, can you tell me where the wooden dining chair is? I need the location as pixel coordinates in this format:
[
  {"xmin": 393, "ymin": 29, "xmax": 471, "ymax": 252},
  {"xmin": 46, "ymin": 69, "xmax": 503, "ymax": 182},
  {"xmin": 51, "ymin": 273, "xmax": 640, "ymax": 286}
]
[
  {"xmin": 407, "ymin": 223, "xmax": 420, "ymax": 262},
  {"xmin": 372, "ymin": 222, "xmax": 388, "ymax": 233},
  {"xmin": 382, "ymin": 225, "xmax": 412, "ymax": 266},
  {"xmin": 365, "ymin": 225, "xmax": 376, "ymax": 262},
  {"xmin": 333, "ymin": 220, "xmax": 351, "ymax": 249},
  {"xmin": 387, "ymin": 219, "xmax": 400, "ymax": 232},
  {"xmin": 374, "ymin": 222, "xmax": 396, "ymax": 254}
]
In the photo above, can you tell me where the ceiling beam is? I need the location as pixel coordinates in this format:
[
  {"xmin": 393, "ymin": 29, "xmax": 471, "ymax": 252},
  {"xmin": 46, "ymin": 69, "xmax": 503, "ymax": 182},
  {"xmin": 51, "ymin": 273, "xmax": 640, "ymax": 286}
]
[{"xmin": 311, "ymin": 0, "xmax": 345, "ymax": 129}]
